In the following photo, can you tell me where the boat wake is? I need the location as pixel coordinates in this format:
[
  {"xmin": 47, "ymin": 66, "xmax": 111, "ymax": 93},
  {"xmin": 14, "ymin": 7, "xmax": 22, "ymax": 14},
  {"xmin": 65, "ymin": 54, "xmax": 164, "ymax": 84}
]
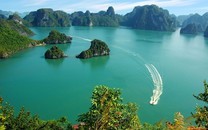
[
  {"xmin": 72, "ymin": 36, "xmax": 92, "ymax": 42},
  {"xmin": 145, "ymin": 64, "xmax": 163, "ymax": 105},
  {"xmin": 111, "ymin": 45, "xmax": 145, "ymax": 62}
]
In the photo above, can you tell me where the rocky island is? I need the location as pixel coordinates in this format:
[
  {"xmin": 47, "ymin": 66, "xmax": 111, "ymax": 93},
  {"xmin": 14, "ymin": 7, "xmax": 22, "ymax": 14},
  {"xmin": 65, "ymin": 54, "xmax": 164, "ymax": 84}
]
[
  {"xmin": 42, "ymin": 30, "xmax": 72, "ymax": 44},
  {"xmin": 121, "ymin": 5, "xmax": 177, "ymax": 31},
  {"xmin": 45, "ymin": 46, "xmax": 66, "ymax": 59},
  {"xmin": 24, "ymin": 8, "xmax": 71, "ymax": 27},
  {"xmin": 180, "ymin": 23, "xmax": 202, "ymax": 34},
  {"xmin": 71, "ymin": 6, "xmax": 119, "ymax": 27},
  {"xmin": 76, "ymin": 39, "xmax": 110, "ymax": 59}
]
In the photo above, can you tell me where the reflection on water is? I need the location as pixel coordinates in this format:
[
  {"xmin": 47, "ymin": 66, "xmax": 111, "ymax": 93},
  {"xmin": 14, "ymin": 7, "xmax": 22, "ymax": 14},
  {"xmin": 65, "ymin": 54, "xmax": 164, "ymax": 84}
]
[
  {"xmin": 45, "ymin": 58, "xmax": 65, "ymax": 68},
  {"xmin": 80, "ymin": 56, "xmax": 110, "ymax": 70}
]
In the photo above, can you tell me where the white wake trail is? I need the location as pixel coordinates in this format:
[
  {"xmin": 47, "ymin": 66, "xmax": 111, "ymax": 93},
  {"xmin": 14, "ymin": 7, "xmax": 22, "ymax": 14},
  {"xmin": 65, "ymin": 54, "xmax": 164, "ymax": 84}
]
[
  {"xmin": 145, "ymin": 64, "xmax": 163, "ymax": 105},
  {"xmin": 111, "ymin": 45, "xmax": 145, "ymax": 62},
  {"xmin": 72, "ymin": 36, "xmax": 92, "ymax": 42}
]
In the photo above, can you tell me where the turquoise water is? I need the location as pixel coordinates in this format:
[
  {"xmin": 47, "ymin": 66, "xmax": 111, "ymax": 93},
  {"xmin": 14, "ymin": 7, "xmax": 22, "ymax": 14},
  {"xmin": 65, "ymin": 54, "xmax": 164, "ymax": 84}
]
[{"xmin": 0, "ymin": 26, "xmax": 208, "ymax": 124}]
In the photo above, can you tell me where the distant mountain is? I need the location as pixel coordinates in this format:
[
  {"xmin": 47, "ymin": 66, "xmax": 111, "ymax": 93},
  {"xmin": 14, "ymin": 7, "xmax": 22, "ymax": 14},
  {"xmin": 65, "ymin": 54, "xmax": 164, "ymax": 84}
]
[
  {"xmin": 71, "ymin": 11, "xmax": 92, "ymax": 26},
  {"xmin": 121, "ymin": 5, "xmax": 177, "ymax": 31},
  {"xmin": 17, "ymin": 12, "xmax": 29, "ymax": 18},
  {"xmin": 180, "ymin": 23, "xmax": 203, "ymax": 34},
  {"xmin": 70, "ymin": 6, "xmax": 119, "ymax": 27},
  {"xmin": 0, "ymin": 10, "xmax": 13, "ymax": 18},
  {"xmin": 0, "ymin": 14, "xmax": 6, "ymax": 19},
  {"xmin": 177, "ymin": 14, "xmax": 193, "ymax": 26},
  {"xmin": 8, "ymin": 13, "xmax": 25, "ymax": 24},
  {"xmin": 24, "ymin": 8, "xmax": 71, "ymax": 27},
  {"xmin": 182, "ymin": 13, "xmax": 208, "ymax": 32}
]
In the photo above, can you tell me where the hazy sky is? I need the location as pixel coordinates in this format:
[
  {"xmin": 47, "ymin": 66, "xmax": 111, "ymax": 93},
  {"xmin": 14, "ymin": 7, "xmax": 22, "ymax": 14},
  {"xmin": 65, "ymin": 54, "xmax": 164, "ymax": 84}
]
[{"xmin": 1, "ymin": 0, "xmax": 208, "ymax": 16}]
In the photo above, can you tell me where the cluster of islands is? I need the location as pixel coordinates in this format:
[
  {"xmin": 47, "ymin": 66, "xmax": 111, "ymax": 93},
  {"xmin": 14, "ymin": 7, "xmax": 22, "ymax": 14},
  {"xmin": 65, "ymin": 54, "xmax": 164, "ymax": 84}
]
[{"xmin": 1, "ymin": 4, "xmax": 208, "ymax": 59}]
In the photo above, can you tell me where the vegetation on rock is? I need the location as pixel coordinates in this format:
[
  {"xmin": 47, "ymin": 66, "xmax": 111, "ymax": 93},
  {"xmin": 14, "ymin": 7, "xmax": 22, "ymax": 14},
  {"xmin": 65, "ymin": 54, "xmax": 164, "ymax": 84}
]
[
  {"xmin": 76, "ymin": 39, "xmax": 110, "ymax": 59},
  {"xmin": 71, "ymin": 6, "xmax": 119, "ymax": 27},
  {"xmin": 44, "ymin": 46, "xmax": 66, "ymax": 59},
  {"xmin": 0, "ymin": 18, "xmax": 33, "ymax": 36},
  {"xmin": 71, "ymin": 11, "xmax": 93, "ymax": 26},
  {"xmin": 121, "ymin": 5, "xmax": 177, "ymax": 31},
  {"xmin": 0, "ymin": 22, "xmax": 38, "ymax": 59},
  {"xmin": 24, "ymin": 8, "xmax": 71, "ymax": 27},
  {"xmin": 42, "ymin": 30, "xmax": 72, "ymax": 44}
]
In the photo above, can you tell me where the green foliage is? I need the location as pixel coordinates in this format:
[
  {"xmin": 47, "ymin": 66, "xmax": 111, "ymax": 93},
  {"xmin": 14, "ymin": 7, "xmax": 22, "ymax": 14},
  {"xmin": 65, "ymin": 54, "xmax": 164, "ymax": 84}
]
[
  {"xmin": 0, "ymin": 97, "xmax": 6, "ymax": 130},
  {"xmin": 78, "ymin": 85, "xmax": 141, "ymax": 130},
  {"xmin": 45, "ymin": 46, "xmax": 65, "ymax": 59},
  {"xmin": 142, "ymin": 121, "xmax": 165, "ymax": 130},
  {"xmin": 8, "ymin": 13, "xmax": 31, "ymax": 27},
  {"xmin": 0, "ymin": 19, "xmax": 33, "ymax": 36},
  {"xmin": 0, "ymin": 97, "xmax": 72, "ymax": 130},
  {"xmin": 24, "ymin": 8, "xmax": 71, "ymax": 27},
  {"xmin": 0, "ymin": 23, "xmax": 36, "ymax": 58},
  {"xmin": 76, "ymin": 39, "xmax": 110, "ymax": 59},
  {"xmin": 192, "ymin": 81, "xmax": 208, "ymax": 128},
  {"xmin": 43, "ymin": 30, "xmax": 72, "ymax": 44}
]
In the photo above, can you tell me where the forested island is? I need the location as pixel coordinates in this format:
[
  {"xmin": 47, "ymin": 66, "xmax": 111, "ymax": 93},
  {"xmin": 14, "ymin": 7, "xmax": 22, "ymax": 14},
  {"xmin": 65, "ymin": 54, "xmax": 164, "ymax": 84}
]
[
  {"xmin": 42, "ymin": 30, "xmax": 72, "ymax": 44},
  {"xmin": 45, "ymin": 46, "xmax": 66, "ymax": 59},
  {"xmin": 76, "ymin": 39, "xmax": 110, "ymax": 59},
  {"xmin": 121, "ymin": 5, "xmax": 177, "ymax": 31}
]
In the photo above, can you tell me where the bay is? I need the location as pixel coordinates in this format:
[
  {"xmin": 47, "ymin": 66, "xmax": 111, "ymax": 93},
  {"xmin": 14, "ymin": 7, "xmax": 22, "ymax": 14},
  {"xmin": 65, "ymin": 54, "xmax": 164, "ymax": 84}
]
[{"xmin": 0, "ymin": 26, "xmax": 208, "ymax": 124}]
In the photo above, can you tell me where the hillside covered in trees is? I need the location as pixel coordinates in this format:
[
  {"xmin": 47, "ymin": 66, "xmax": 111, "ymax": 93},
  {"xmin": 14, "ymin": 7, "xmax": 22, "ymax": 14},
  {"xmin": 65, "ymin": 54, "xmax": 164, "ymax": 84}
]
[{"xmin": 0, "ymin": 19, "xmax": 40, "ymax": 58}]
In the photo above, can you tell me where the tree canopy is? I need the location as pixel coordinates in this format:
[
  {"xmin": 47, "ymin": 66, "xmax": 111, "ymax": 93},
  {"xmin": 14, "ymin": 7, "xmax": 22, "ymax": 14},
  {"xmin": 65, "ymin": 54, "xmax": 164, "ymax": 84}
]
[{"xmin": 78, "ymin": 85, "xmax": 141, "ymax": 130}]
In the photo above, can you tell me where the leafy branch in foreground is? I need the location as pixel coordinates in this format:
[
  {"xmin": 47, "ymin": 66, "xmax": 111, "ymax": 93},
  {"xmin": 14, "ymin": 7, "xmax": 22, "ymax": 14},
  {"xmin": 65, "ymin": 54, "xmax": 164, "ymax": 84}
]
[
  {"xmin": 192, "ymin": 81, "xmax": 208, "ymax": 128},
  {"xmin": 78, "ymin": 85, "xmax": 141, "ymax": 130},
  {"xmin": 0, "ymin": 97, "xmax": 73, "ymax": 130}
]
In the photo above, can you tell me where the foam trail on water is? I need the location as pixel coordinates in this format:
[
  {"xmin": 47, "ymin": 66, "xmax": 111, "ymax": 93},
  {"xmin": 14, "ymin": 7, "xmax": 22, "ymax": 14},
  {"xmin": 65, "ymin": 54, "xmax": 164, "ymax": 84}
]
[
  {"xmin": 111, "ymin": 45, "xmax": 163, "ymax": 104},
  {"xmin": 145, "ymin": 64, "xmax": 163, "ymax": 105},
  {"xmin": 111, "ymin": 45, "xmax": 145, "ymax": 62},
  {"xmin": 72, "ymin": 36, "xmax": 92, "ymax": 42}
]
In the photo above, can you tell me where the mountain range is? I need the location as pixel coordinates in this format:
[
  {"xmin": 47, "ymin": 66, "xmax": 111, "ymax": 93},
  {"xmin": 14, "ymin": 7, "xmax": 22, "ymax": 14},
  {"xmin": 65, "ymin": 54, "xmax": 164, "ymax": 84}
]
[
  {"xmin": 0, "ymin": 5, "xmax": 179, "ymax": 31},
  {"xmin": 1, "ymin": 4, "xmax": 208, "ymax": 34}
]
